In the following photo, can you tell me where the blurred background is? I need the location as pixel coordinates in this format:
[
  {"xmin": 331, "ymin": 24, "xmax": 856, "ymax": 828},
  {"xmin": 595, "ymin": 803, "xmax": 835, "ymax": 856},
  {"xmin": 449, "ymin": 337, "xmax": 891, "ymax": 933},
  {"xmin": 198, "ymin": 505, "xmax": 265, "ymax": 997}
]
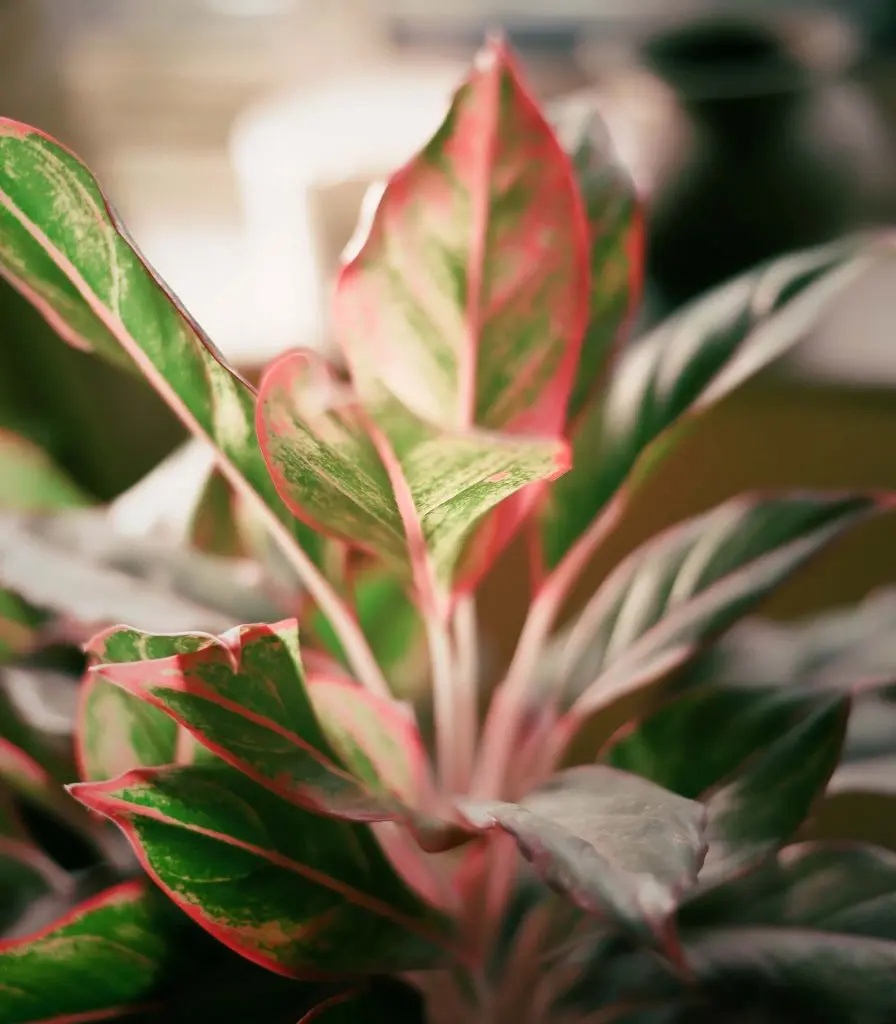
[{"xmin": 1, "ymin": 0, "xmax": 895, "ymax": 642}]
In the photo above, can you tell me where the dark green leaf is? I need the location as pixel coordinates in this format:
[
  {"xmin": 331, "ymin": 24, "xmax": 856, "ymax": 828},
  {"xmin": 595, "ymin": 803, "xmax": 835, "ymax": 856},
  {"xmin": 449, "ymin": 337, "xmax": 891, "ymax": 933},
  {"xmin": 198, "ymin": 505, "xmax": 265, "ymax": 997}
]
[
  {"xmin": 700, "ymin": 697, "xmax": 849, "ymax": 885},
  {"xmin": 541, "ymin": 240, "xmax": 876, "ymax": 570},
  {"xmin": 70, "ymin": 762, "xmax": 455, "ymax": 976},
  {"xmin": 552, "ymin": 494, "xmax": 875, "ymax": 720},
  {"xmin": 0, "ymin": 881, "xmax": 185, "ymax": 1024}
]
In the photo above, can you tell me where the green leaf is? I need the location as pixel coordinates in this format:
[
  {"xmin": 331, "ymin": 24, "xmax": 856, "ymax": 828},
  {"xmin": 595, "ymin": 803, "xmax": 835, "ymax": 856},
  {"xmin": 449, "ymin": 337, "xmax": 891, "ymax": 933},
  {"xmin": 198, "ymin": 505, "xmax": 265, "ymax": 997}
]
[
  {"xmin": 685, "ymin": 586, "xmax": 896, "ymax": 696},
  {"xmin": 540, "ymin": 239, "xmax": 877, "ymax": 570},
  {"xmin": 0, "ymin": 589, "xmax": 45, "ymax": 664},
  {"xmin": 0, "ymin": 118, "xmax": 321, "ymax": 567},
  {"xmin": 700, "ymin": 696, "xmax": 849, "ymax": 885},
  {"xmin": 258, "ymin": 350, "xmax": 566, "ymax": 604},
  {"xmin": 90, "ymin": 620, "xmax": 432, "ymax": 822},
  {"xmin": 550, "ymin": 494, "xmax": 876, "ymax": 720},
  {"xmin": 461, "ymin": 765, "xmax": 706, "ymax": 940},
  {"xmin": 607, "ymin": 683, "xmax": 828, "ymax": 801},
  {"xmin": 550, "ymin": 96, "xmax": 642, "ymax": 424},
  {"xmin": 334, "ymin": 39, "xmax": 589, "ymax": 436},
  {"xmin": 683, "ymin": 928, "xmax": 896, "ymax": 1019},
  {"xmin": 0, "ymin": 510, "xmax": 283, "ymax": 635},
  {"xmin": 70, "ymin": 763, "xmax": 455, "ymax": 976},
  {"xmin": 682, "ymin": 842, "xmax": 896, "ymax": 941},
  {"xmin": 0, "ymin": 883, "xmax": 187, "ymax": 1024},
  {"xmin": 0, "ymin": 429, "xmax": 88, "ymax": 511},
  {"xmin": 77, "ymin": 626, "xmax": 218, "ymax": 782}
]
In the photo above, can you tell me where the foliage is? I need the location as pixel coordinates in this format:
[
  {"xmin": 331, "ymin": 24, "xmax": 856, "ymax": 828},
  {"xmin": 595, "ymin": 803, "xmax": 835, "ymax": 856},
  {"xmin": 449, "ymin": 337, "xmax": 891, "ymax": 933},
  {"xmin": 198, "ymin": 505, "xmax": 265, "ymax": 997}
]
[{"xmin": 0, "ymin": 38, "xmax": 894, "ymax": 1024}]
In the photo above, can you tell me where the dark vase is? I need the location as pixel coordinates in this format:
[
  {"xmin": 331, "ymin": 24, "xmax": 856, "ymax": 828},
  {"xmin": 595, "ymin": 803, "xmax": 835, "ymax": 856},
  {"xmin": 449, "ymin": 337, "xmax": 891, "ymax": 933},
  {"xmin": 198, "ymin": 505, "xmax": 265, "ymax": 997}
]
[{"xmin": 637, "ymin": 13, "xmax": 892, "ymax": 315}]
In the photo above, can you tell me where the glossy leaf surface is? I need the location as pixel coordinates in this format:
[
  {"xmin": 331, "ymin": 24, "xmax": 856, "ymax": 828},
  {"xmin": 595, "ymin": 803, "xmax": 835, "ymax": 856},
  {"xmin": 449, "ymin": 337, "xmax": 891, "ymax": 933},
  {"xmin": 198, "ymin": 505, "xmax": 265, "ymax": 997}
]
[
  {"xmin": 553, "ymin": 494, "xmax": 875, "ymax": 719},
  {"xmin": 70, "ymin": 764, "xmax": 455, "ymax": 977},
  {"xmin": 541, "ymin": 240, "xmax": 875, "ymax": 569},
  {"xmin": 462, "ymin": 765, "xmax": 705, "ymax": 938},
  {"xmin": 77, "ymin": 626, "xmax": 217, "ymax": 782},
  {"xmin": 258, "ymin": 350, "xmax": 566, "ymax": 600},
  {"xmin": 90, "ymin": 620, "xmax": 428, "ymax": 821},
  {"xmin": 334, "ymin": 39, "xmax": 589, "ymax": 436},
  {"xmin": 0, "ymin": 118, "xmax": 321, "ymax": 565},
  {"xmin": 0, "ymin": 881, "xmax": 182, "ymax": 1024}
]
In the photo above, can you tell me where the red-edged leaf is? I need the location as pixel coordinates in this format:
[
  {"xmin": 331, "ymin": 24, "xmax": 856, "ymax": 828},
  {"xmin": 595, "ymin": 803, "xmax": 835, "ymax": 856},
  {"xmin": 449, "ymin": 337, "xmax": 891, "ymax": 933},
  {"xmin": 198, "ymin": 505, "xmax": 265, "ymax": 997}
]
[
  {"xmin": 550, "ymin": 96, "xmax": 642, "ymax": 424},
  {"xmin": 0, "ymin": 880, "xmax": 186, "ymax": 1024},
  {"xmin": 258, "ymin": 350, "xmax": 567, "ymax": 607},
  {"xmin": 0, "ymin": 120, "xmax": 323, "ymax": 568},
  {"xmin": 461, "ymin": 765, "xmax": 706, "ymax": 941},
  {"xmin": 76, "ymin": 626, "xmax": 219, "ymax": 782},
  {"xmin": 552, "ymin": 494, "xmax": 877, "ymax": 723},
  {"xmin": 90, "ymin": 619, "xmax": 434, "ymax": 824},
  {"xmin": 540, "ymin": 239, "xmax": 877, "ymax": 572},
  {"xmin": 69, "ymin": 764, "xmax": 456, "ymax": 977},
  {"xmin": 334, "ymin": 38, "xmax": 589, "ymax": 437}
]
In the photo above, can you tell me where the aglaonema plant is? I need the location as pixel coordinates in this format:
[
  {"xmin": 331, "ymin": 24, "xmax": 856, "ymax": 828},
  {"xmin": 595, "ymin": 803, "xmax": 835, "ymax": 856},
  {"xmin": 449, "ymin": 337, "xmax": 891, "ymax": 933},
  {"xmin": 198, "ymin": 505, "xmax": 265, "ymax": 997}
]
[{"xmin": 1, "ymin": 37, "xmax": 896, "ymax": 1024}]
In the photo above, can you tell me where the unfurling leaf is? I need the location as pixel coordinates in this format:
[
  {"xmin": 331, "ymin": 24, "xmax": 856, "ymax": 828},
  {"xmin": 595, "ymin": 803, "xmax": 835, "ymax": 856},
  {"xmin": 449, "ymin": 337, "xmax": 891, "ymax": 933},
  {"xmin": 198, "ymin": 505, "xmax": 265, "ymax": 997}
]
[
  {"xmin": 0, "ymin": 881, "xmax": 184, "ymax": 1024},
  {"xmin": 258, "ymin": 350, "xmax": 567, "ymax": 604},
  {"xmin": 334, "ymin": 39, "xmax": 589, "ymax": 437},
  {"xmin": 0, "ymin": 118, "xmax": 322, "ymax": 566},
  {"xmin": 461, "ymin": 765, "xmax": 706, "ymax": 940},
  {"xmin": 550, "ymin": 96, "xmax": 642, "ymax": 423},
  {"xmin": 541, "ymin": 240, "xmax": 876, "ymax": 570},
  {"xmin": 550, "ymin": 494, "xmax": 877, "ymax": 720},
  {"xmin": 70, "ymin": 764, "xmax": 455, "ymax": 976}
]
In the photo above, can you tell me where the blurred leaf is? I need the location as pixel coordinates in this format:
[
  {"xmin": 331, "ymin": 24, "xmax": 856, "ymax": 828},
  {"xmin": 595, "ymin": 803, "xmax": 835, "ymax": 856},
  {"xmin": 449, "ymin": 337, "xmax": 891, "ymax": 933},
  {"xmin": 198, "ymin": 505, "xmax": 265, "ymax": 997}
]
[
  {"xmin": 550, "ymin": 95, "xmax": 642, "ymax": 424},
  {"xmin": 71, "ymin": 763, "xmax": 455, "ymax": 977},
  {"xmin": 0, "ymin": 430, "xmax": 88, "ymax": 511},
  {"xmin": 0, "ymin": 881, "xmax": 186, "ymax": 1024},
  {"xmin": 540, "ymin": 240, "xmax": 876, "ymax": 570},
  {"xmin": 0, "ymin": 510, "xmax": 283, "ymax": 635},
  {"xmin": 551, "ymin": 494, "xmax": 876, "ymax": 721},
  {"xmin": 299, "ymin": 981, "xmax": 425, "ymax": 1023},
  {"xmin": 462, "ymin": 765, "xmax": 706, "ymax": 941},
  {"xmin": 700, "ymin": 697, "xmax": 849, "ymax": 885}
]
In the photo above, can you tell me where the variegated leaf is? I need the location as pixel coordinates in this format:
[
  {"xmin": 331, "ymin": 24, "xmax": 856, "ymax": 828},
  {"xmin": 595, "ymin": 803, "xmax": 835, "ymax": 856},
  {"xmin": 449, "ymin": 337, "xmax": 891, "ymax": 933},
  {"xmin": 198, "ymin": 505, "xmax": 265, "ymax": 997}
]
[
  {"xmin": 334, "ymin": 38, "xmax": 590, "ymax": 436},
  {"xmin": 540, "ymin": 239, "xmax": 878, "ymax": 571},
  {"xmin": 551, "ymin": 494, "xmax": 877, "ymax": 721},
  {"xmin": 77, "ymin": 626, "xmax": 218, "ymax": 782},
  {"xmin": 550, "ymin": 96, "xmax": 642, "ymax": 424},
  {"xmin": 0, "ymin": 881, "xmax": 186, "ymax": 1024},
  {"xmin": 258, "ymin": 350, "xmax": 567, "ymax": 606},
  {"xmin": 70, "ymin": 763, "xmax": 456, "ymax": 976},
  {"xmin": 0, "ymin": 119, "xmax": 322, "ymax": 571},
  {"xmin": 89, "ymin": 619, "xmax": 433, "ymax": 823}
]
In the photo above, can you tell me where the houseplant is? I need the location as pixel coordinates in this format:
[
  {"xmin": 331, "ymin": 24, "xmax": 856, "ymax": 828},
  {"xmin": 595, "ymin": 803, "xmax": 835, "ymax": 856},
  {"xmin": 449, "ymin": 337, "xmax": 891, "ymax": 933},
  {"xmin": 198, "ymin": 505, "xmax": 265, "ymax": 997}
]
[{"xmin": 1, "ymin": 37, "xmax": 895, "ymax": 1023}]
